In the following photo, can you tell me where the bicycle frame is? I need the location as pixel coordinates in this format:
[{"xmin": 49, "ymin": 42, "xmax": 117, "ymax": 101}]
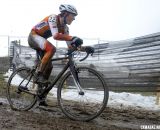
[{"xmin": 40, "ymin": 53, "xmax": 84, "ymax": 97}]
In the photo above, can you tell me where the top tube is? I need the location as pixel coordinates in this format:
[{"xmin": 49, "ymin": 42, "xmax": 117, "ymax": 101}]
[
  {"xmin": 36, "ymin": 47, "xmax": 90, "ymax": 63},
  {"xmin": 51, "ymin": 56, "xmax": 69, "ymax": 62}
]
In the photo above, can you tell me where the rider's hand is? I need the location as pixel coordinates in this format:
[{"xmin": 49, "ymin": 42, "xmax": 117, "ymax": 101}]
[
  {"xmin": 71, "ymin": 36, "xmax": 83, "ymax": 48},
  {"xmin": 85, "ymin": 46, "xmax": 95, "ymax": 54}
]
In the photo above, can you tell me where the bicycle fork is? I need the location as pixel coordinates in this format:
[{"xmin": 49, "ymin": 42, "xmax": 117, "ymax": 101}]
[{"xmin": 69, "ymin": 65, "xmax": 84, "ymax": 95}]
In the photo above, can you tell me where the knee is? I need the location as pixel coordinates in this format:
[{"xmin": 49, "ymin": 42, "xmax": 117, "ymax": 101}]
[{"xmin": 45, "ymin": 42, "xmax": 56, "ymax": 55}]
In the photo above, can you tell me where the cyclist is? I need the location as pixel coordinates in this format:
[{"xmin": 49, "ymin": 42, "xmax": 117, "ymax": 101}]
[{"xmin": 28, "ymin": 4, "xmax": 94, "ymax": 106}]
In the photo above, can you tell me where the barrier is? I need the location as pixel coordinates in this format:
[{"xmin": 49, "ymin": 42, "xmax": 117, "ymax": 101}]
[{"xmin": 8, "ymin": 33, "xmax": 160, "ymax": 105}]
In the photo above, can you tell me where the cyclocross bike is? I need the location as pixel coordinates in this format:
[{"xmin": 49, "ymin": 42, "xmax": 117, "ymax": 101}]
[{"xmin": 6, "ymin": 48, "xmax": 109, "ymax": 121}]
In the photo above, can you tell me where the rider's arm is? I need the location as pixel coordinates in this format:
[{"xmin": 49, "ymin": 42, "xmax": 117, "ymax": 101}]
[
  {"xmin": 53, "ymin": 33, "xmax": 72, "ymax": 41},
  {"xmin": 48, "ymin": 15, "xmax": 73, "ymax": 41}
]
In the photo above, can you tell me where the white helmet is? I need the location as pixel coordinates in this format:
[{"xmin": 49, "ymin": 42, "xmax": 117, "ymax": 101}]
[{"xmin": 59, "ymin": 4, "xmax": 78, "ymax": 16}]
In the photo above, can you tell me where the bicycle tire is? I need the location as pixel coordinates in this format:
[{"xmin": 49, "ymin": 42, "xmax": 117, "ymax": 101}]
[
  {"xmin": 57, "ymin": 67, "xmax": 109, "ymax": 121},
  {"xmin": 6, "ymin": 67, "xmax": 37, "ymax": 111}
]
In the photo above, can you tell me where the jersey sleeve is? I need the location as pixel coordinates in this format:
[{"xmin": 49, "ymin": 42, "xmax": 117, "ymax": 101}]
[
  {"xmin": 48, "ymin": 15, "xmax": 72, "ymax": 41},
  {"xmin": 48, "ymin": 14, "xmax": 58, "ymax": 36}
]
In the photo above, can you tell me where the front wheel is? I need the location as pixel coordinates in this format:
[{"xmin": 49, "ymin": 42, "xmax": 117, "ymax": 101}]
[
  {"xmin": 6, "ymin": 67, "xmax": 37, "ymax": 111},
  {"xmin": 57, "ymin": 67, "xmax": 109, "ymax": 121}
]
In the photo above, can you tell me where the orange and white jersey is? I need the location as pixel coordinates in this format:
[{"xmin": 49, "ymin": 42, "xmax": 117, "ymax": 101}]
[{"xmin": 32, "ymin": 14, "xmax": 72, "ymax": 41}]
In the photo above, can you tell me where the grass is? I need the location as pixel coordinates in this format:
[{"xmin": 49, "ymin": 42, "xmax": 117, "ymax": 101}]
[
  {"xmin": 132, "ymin": 92, "xmax": 157, "ymax": 97},
  {"xmin": 0, "ymin": 73, "xmax": 7, "ymax": 97}
]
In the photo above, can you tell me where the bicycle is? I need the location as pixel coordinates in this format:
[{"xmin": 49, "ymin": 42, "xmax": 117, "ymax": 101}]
[{"xmin": 6, "ymin": 48, "xmax": 109, "ymax": 121}]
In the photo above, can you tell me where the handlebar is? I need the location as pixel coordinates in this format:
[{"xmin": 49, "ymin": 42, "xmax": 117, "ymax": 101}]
[
  {"xmin": 79, "ymin": 53, "xmax": 89, "ymax": 61},
  {"xmin": 66, "ymin": 47, "xmax": 93, "ymax": 62}
]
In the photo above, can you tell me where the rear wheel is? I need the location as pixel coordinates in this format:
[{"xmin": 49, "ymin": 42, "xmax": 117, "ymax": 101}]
[
  {"xmin": 6, "ymin": 67, "xmax": 37, "ymax": 111},
  {"xmin": 58, "ymin": 67, "xmax": 109, "ymax": 121}
]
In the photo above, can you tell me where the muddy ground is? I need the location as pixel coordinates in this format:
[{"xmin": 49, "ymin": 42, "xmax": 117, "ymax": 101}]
[
  {"xmin": 0, "ymin": 95, "xmax": 160, "ymax": 130},
  {"xmin": 0, "ymin": 57, "xmax": 160, "ymax": 130}
]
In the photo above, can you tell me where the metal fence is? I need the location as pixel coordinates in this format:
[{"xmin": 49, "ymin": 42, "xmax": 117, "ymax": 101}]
[{"xmin": 0, "ymin": 35, "xmax": 28, "ymax": 73}]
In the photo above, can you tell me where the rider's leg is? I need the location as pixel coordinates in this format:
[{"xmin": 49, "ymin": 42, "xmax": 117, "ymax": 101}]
[
  {"xmin": 43, "ymin": 61, "xmax": 53, "ymax": 80},
  {"xmin": 38, "ymin": 42, "xmax": 56, "ymax": 74},
  {"xmin": 40, "ymin": 61, "xmax": 53, "ymax": 100},
  {"xmin": 38, "ymin": 59, "xmax": 54, "ymax": 106},
  {"xmin": 28, "ymin": 32, "xmax": 56, "ymax": 106},
  {"xmin": 28, "ymin": 32, "xmax": 56, "ymax": 83}
]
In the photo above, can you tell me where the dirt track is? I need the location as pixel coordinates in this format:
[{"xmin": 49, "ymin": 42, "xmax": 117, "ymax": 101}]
[
  {"xmin": 0, "ymin": 99, "xmax": 159, "ymax": 130},
  {"xmin": 0, "ymin": 57, "xmax": 160, "ymax": 130}
]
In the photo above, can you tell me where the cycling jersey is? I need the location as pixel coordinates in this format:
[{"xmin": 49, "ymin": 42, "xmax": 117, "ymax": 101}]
[
  {"xmin": 32, "ymin": 14, "xmax": 72, "ymax": 41},
  {"xmin": 28, "ymin": 13, "xmax": 75, "ymax": 81}
]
